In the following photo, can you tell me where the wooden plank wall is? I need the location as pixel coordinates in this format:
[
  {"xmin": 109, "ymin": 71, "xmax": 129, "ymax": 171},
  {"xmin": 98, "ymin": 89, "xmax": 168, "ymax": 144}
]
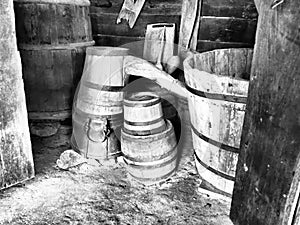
[
  {"xmin": 90, "ymin": 0, "xmax": 257, "ymax": 53},
  {"xmin": 199, "ymin": 0, "xmax": 257, "ymax": 52},
  {"xmin": 230, "ymin": 0, "xmax": 300, "ymax": 224}
]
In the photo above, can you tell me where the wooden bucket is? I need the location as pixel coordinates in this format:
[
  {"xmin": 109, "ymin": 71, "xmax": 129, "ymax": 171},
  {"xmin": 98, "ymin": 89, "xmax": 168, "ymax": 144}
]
[
  {"xmin": 183, "ymin": 48, "xmax": 253, "ymax": 195},
  {"xmin": 123, "ymin": 93, "xmax": 166, "ymax": 136},
  {"xmin": 121, "ymin": 120, "xmax": 178, "ymax": 185},
  {"xmin": 124, "ymin": 77, "xmax": 181, "ymax": 138},
  {"xmin": 71, "ymin": 46, "xmax": 129, "ymax": 160},
  {"xmin": 13, "ymin": 0, "xmax": 94, "ymax": 120}
]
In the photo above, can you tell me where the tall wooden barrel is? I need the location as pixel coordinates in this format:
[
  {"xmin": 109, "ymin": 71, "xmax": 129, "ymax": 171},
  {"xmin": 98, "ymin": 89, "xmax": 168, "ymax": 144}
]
[
  {"xmin": 13, "ymin": 0, "xmax": 95, "ymax": 120},
  {"xmin": 123, "ymin": 93, "xmax": 166, "ymax": 136},
  {"xmin": 121, "ymin": 120, "xmax": 178, "ymax": 185},
  {"xmin": 183, "ymin": 48, "xmax": 253, "ymax": 196},
  {"xmin": 71, "ymin": 47, "xmax": 129, "ymax": 160}
]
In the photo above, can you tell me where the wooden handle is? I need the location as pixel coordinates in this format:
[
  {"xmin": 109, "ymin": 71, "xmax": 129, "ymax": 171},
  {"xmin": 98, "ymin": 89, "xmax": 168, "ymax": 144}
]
[{"xmin": 124, "ymin": 56, "xmax": 189, "ymax": 99}]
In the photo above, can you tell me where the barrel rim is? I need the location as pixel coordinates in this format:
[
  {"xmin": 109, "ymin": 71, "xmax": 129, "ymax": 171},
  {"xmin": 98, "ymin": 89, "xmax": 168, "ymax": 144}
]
[
  {"xmin": 183, "ymin": 48, "xmax": 252, "ymax": 97},
  {"xmin": 124, "ymin": 92, "xmax": 160, "ymax": 107},
  {"xmin": 86, "ymin": 46, "xmax": 129, "ymax": 56},
  {"xmin": 13, "ymin": 0, "xmax": 90, "ymax": 6}
]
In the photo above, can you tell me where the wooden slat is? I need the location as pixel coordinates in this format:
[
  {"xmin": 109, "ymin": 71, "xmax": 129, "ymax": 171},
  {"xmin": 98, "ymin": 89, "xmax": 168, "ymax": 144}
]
[
  {"xmin": 91, "ymin": 13, "xmax": 256, "ymax": 44},
  {"xmin": 90, "ymin": 0, "xmax": 182, "ymax": 15},
  {"xmin": 230, "ymin": 0, "xmax": 300, "ymax": 224},
  {"xmin": 198, "ymin": 17, "xmax": 257, "ymax": 44},
  {"xmin": 90, "ymin": 12, "xmax": 180, "ymax": 37},
  {"xmin": 202, "ymin": 0, "xmax": 258, "ymax": 18},
  {"xmin": 197, "ymin": 40, "xmax": 253, "ymax": 52},
  {"xmin": 94, "ymin": 34, "xmax": 254, "ymax": 54},
  {"xmin": 90, "ymin": 0, "xmax": 257, "ymax": 19}
]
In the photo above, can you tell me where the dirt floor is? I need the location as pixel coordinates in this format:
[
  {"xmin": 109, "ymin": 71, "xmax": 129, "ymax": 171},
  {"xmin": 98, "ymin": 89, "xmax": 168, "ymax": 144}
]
[{"xmin": 0, "ymin": 124, "xmax": 233, "ymax": 225}]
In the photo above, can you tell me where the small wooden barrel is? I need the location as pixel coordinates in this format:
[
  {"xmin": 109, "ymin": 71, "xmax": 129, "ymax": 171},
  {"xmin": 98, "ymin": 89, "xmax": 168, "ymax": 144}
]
[
  {"xmin": 123, "ymin": 93, "xmax": 166, "ymax": 136},
  {"xmin": 183, "ymin": 48, "xmax": 253, "ymax": 196},
  {"xmin": 71, "ymin": 46, "xmax": 129, "ymax": 160},
  {"xmin": 121, "ymin": 120, "xmax": 178, "ymax": 185},
  {"xmin": 13, "ymin": 0, "xmax": 94, "ymax": 120},
  {"xmin": 125, "ymin": 78, "xmax": 180, "ymax": 138}
]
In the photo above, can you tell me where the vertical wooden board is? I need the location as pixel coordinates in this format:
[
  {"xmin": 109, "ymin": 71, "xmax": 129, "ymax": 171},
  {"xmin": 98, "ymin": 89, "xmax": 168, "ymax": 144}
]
[
  {"xmin": 53, "ymin": 49, "xmax": 73, "ymax": 110},
  {"xmin": 71, "ymin": 47, "xmax": 86, "ymax": 91},
  {"xmin": 36, "ymin": 3, "xmax": 56, "ymax": 44},
  {"xmin": 230, "ymin": 1, "xmax": 300, "ymax": 224},
  {"xmin": 0, "ymin": 0, "xmax": 34, "ymax": 190}
]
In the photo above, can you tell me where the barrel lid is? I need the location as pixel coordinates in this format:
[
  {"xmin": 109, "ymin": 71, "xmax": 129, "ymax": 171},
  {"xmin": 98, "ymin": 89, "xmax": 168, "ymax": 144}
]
[
  {"xmin": 86, "ymin": 47, "xmax": 129, "ymax": 56},
  {"xmin": 124, "ymin": 92, "xmax": 161, "ymax": 107},
  {"xmin": 13, "ymin": 0, "xmax": 90, "ymax": 6}
]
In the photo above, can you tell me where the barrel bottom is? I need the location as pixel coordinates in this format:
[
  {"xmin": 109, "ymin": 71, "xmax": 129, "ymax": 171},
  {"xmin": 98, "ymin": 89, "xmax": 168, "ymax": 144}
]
[
  {"xmin": 122, "ymin": 120, "xmax": 178, "ymax": 185},
  {"xmin": 124, "ymin": 151, "xmax": 177, "ymax": 186},
  {"xmin": 127, "ymin": 167, "xmax": 177, "ymax": 186},
  {"xmin": 194, "ymin": 154, "xmax": 234, "ymax": 196}
]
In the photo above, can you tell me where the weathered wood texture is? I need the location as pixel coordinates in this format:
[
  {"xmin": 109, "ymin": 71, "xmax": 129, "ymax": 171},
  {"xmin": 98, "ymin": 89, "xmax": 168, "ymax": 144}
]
[
  {"xmin": 123, "ymin": 94, "xmax": 166, "ymax": 136},
  {"xmin": 230, "ymin": 0, "xmax": 300, "ymax": 224},
  {"xmin": 184, "ymin": 48, "xmax": 252, "ymax": 196},
  {"xmin": 13, "ymin": 0, "xmax": 94, "ymax": 120},
  {"xmin": 0, "ymin": 0, "xmax": 34, "ymax": 190},
  {"xmin": 90, "ymin": 0, "xmax": 257, "ymax": 53},
  {"xmin": 121, "ymin": 120, "xmax": 178, "ymax": 185}
]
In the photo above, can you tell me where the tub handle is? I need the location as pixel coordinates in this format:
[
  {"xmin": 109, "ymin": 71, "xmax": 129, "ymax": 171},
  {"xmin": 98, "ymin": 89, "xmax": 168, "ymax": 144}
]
[{"xmin": 84, "ymin": 118, "xmax": 110, "ymax": 143}]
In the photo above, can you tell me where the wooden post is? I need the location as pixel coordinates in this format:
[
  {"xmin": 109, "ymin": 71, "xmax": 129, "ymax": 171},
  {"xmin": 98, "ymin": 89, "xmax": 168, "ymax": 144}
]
[
  {"xmin": 0, "ymin": 0, "xmax": 34, "ymax": 189},
  {"xmin": 230, "ymin": 0, "xmax": 300, "ymax": 224}
]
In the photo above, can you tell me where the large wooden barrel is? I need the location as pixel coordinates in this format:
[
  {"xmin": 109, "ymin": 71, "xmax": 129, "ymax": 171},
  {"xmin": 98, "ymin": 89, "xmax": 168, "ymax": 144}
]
[
  {"xmin": 183, "ymin": 48, "xmax": 253, "ymax": 196},
  {"xmin": 121, "ymin": 120, "xmax": 178, "ymax": 185},
  {"xmin": 123, "ymin": 93, "xmax": 166, "ymax": 136},
  {"xmin": 13, "ymin": 0, "xmax": 95, "ymax": 120},
  {"xmin": 71, "ymin": 47, "xmax": 129, "ymax": 160}
]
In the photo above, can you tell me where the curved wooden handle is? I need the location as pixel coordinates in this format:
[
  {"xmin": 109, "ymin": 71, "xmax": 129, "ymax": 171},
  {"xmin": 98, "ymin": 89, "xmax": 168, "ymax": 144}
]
[{"xmin": 124, "ymin": 56, "xmax": 189, "ymax": 99}]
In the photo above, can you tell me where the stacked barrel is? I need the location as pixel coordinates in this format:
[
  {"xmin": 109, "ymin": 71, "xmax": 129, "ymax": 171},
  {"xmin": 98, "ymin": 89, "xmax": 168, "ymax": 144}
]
[{"xmin": 121, "ymin": 93, "xmax": 178, "ymax": 185}]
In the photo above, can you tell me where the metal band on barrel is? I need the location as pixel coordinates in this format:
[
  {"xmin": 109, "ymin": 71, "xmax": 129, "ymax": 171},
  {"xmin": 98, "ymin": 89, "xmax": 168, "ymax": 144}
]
[
  {"xmin": 194, "ymin": 150, "xmax": 235, "ymax": 181},
  {"xmin": 191, "ymin": 124, "xmax": 240, "ymax": 154},
  {"xmin": 185, "ymin": 83, "xmax": 247, "ymax": 104}
]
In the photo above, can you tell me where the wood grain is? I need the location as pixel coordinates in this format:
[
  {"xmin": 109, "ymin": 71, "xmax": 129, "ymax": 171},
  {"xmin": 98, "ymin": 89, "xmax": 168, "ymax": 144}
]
[
  {"xmin": 184, "ymin": 48, "xmax": 252, "ymax": 195},
  {"xmin": 121, "ymin": 120, "xmax": 178, "ymax": 185},
  {"xmin": 13, "ymin": 0, "xmax": 94, "ymax": 119},
  {"xmin": 0, "ymin": 0, "xmax": 34, "ymax": 190},
  {"xmin": 230, "ymin": 1, "xmax": 300, "ymax": 224},
  {"xmin": 14, "ymin": 2, "xmax": 93, "ymax": 45}
]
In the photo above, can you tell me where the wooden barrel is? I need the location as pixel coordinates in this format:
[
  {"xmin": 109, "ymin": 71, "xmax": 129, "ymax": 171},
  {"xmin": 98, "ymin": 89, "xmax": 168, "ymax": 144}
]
[
  {"xmin": 183, "ymin": 48, "xmax": 253, "ymax": 195},
  {"xmin": 13, "ymin": 0, "xmax": 94, "ymax": 120},
  {"xmin": 123, "ymin": 93, "xmax": 166, "ymax": 136},
  {"xmin": 121, "ymin": 120, "xmax": 178, "ymax": 185},
  {"xmin": 124, "ymin": 77, "xmax": 181, "ymax": 137},
  {"xmin": 71, "ymin": 47, "xmax": 129, "ymax": 160}
]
